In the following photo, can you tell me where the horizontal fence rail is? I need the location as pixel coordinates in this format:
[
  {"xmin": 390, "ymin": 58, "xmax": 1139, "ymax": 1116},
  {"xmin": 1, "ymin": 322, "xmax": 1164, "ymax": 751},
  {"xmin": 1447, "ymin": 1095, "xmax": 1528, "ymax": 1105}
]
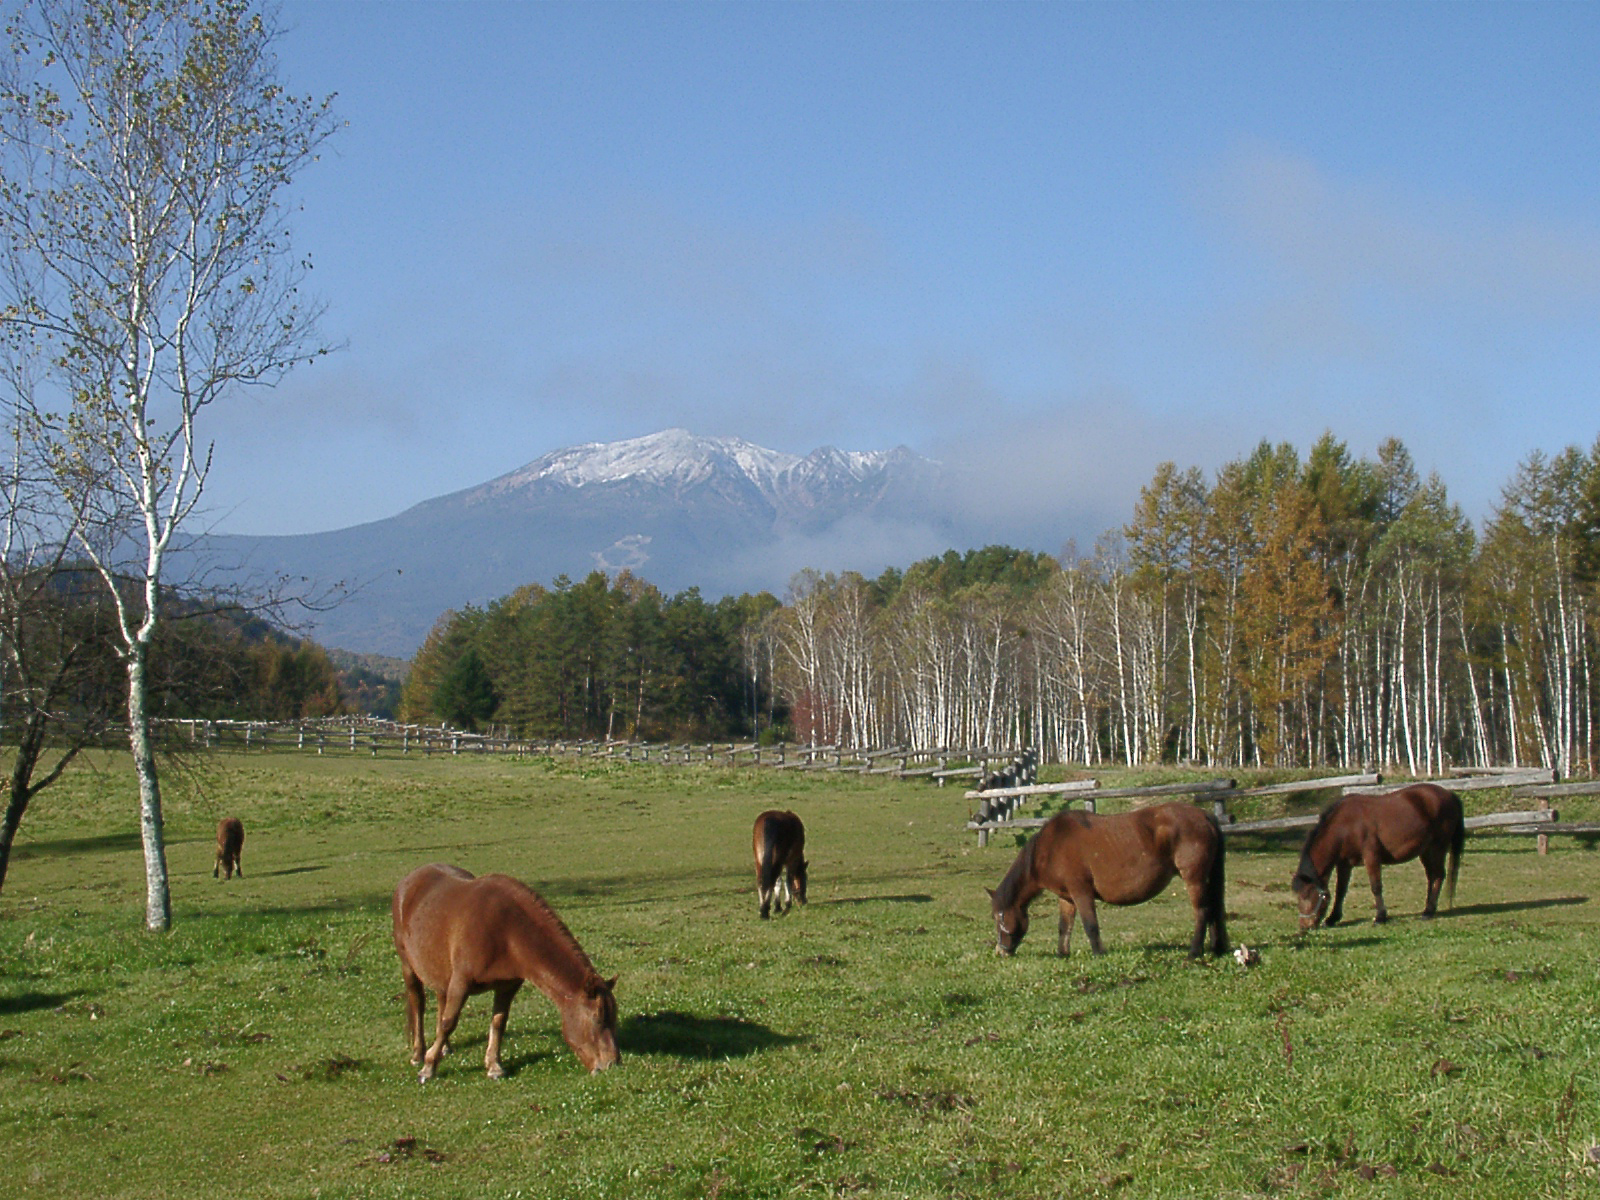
[
  {"xmin": 114, "ymin": 719, "xmax": 1029, "ymax": 781},
  {"xmin": 964, "ymin": 767, "xmax": 1600, "ymax": 854}
]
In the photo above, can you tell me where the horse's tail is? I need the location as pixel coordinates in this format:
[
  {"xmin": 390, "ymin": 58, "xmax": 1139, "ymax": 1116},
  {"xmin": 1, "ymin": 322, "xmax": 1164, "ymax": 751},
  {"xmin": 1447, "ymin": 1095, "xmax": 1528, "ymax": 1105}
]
[
  {"xmin": 1205, "ymin": 815, "xmax": 1229, "ymax": 955},
  {"xmin": 1445, "ymin": 790, "xmax": 1465, "ymax": 909},
  {"xmin": 756, "ymin": 822, "xmax": 785, "ymax": 893}
]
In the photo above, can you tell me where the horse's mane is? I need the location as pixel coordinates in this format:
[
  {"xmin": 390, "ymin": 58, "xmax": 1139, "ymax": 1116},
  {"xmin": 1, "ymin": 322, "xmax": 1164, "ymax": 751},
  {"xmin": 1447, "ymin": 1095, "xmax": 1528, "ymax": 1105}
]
[
  {"xmin": 993, "ymin": 834, "xmax": 1039, "ymax": 911},
  {"xmin": 498, "ymin": 876, "xmax": 603, "ymax": 981},
  {"xmin": 1294, "ymin": 797, "xmax": 1347, "ymax": 885}
]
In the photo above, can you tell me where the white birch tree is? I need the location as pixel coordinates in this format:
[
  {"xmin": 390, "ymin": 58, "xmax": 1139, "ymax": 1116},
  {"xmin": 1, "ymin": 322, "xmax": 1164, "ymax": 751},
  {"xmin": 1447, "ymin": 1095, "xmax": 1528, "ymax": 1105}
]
[{"xmin": 0, "ymin": 0, "xmax": 336, "ymax": 929}]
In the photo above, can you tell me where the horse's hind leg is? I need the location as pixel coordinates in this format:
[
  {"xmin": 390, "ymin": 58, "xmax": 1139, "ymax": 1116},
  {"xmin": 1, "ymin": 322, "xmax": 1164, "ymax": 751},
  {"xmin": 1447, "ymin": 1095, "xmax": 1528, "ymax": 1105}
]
[
  {"xmin": 401, "ymin": 968, "xmax": 427, "ymax": 1066},
  {"xmin": 776, "ymin": 873, "xmax": 791, "ymax": 915},
  {"xmin": 1056, "ymin": 897, "xmax": 1077, "ymax": 957},
  {"xmin": 420, "ymin": 978, "xmax": 469, "ymax": 1083},
  {"xmin": 1183, "ymin": 877, "xmax": 1208, "ymax": 959},
  {"xmin": 485, "ymin": 982, "xmax": 519, "ymax": 1080},
  {"xmin": 1364, "ymin": 855, "xmax": 1388, "ymax": 924},
  {"xmin": 1420, "ymin": 847, "xmax": 1446, "ymax": 917},
  {"xmin": 1077, "ymin": 895, "xmax": 1105, "ymax": 955}
]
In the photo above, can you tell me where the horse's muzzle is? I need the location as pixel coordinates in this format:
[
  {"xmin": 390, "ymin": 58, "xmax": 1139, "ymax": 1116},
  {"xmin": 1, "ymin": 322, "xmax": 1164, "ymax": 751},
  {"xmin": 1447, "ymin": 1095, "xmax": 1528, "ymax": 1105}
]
[{"xmin": 1298, "ymin": 889, "xmax": 1330, "ymax": 931}]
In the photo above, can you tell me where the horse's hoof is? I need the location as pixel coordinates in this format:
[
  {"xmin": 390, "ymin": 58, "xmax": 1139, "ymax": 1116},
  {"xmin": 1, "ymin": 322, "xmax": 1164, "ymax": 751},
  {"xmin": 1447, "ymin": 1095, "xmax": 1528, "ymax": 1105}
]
[
  {"xmin": 486, "ymin": 1066, "xmax": 504, "ymax": 1080},
  {"xmin": 417, "ymin": 1069, "xmax": 433, "ymax": 1085}
]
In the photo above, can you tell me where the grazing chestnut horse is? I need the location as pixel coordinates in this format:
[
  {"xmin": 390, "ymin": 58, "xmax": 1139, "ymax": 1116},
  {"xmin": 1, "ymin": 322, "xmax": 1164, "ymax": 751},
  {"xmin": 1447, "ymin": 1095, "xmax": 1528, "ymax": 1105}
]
[
  {"xmin": 213, "ymin": 818, "xmax": 244, "ymax": 880},
  {"xmin": 752, "ymin": 810, "xmax": 807, "ymax": 919},
  {"xmin": 391, "ymin": 864, "xmax": 619, "ymax": 1082},
  {"xmin": 987, "ymin": 803, "xmax": 1228, "ymax": 958},
  {"xmin": 1291, "ymin": 783, "xmax": 1464, "ymax": 930}
]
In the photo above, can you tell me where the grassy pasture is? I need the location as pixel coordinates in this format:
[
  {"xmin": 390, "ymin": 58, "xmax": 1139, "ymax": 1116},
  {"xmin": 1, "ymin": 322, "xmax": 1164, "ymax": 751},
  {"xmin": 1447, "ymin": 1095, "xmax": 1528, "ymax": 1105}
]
[{"xmin": 1, "ymin": 752, "xmax": 1598, "ymax": 1199}]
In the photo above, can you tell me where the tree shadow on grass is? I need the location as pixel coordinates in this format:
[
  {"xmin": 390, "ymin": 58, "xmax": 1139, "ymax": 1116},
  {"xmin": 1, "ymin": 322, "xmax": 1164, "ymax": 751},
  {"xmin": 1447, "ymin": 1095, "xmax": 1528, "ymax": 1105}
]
[
  {"xmin": 620, "ymin": 1010, "xmax": 805, "ymax": 1060},
  {"xmin": 255, "ymin": 865, "xmax": 330, "ymax": 878},
  {"xmin": 13, "ymin": 832, "xmax": 142, "ymax": 859},
  {"xmin": 1444, "ymin": 895, "xmax": 1587, "ymax": 917},
  {"xmin": 0, "ymin": 989, "xmax": 82, "ymax": 1015},
  {"xmin": 815, "ymin": 893, "xmax": 934, "ymax": 907},
  {"xmin": 182, "ymin": 892, "xmax": 392, "ymax": 920}
]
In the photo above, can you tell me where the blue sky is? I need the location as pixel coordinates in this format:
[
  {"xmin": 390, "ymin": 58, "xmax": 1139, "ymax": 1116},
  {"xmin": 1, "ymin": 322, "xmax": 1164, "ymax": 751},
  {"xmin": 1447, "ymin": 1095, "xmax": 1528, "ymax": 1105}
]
[{"xmin": 209, "ymin": 1, "xmax": 1600, "ymax": 552}]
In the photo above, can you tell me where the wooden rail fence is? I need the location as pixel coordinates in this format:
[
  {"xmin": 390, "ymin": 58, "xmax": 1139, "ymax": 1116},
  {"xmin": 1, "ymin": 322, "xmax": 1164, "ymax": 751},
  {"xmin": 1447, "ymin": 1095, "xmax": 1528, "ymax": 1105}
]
[
  {"xmin": 148, "ymin": 719, "xmax": 1025, "ymax": 781},
  {"xmin": 965, "ymin": 766, "xmax": 1600, "ymax": 854}
]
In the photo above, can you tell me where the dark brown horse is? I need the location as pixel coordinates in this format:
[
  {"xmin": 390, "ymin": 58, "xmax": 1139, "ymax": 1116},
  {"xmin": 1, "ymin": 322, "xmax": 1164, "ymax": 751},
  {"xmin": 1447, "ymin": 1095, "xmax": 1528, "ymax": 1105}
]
[
  {"xmin": 391, "ymin": 864, "xmax": 619, "ymax": 1081},
  {"xmin": 752, "ymin": 810, "xmax": 807, "ymax": 919},
  {"xmin": 1291, "ymin": 783, "xmax": 1464, "ymax": 929},
  {"xmin": 213, "ymin": 818, "xmax": 244, "ymax": 880},
  {"xmin": 987, "ymin": 803, "xmax": 1228, "ymax": 958}
]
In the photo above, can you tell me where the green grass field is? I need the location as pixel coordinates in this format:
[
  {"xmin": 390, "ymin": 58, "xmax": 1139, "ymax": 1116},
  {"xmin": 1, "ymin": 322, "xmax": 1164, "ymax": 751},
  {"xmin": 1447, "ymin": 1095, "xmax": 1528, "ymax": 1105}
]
[{"xmin": 1, "ymin": 751, "xmax": 1597, "ymax": 1199}]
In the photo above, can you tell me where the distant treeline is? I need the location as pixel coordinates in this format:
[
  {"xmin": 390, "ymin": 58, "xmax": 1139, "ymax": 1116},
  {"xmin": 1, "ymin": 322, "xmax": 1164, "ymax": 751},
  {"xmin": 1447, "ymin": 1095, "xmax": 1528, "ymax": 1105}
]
[
  {"xmin": 401, "ymin": 575, "xmax": 784, "ymax": 740},
  {"xmin": 401, "ymin": 432, "xmax": 1600, "ymax": 773},
  {"xmin": 0, "ymin": 572, "xmax": 384, "ymax": 735}
]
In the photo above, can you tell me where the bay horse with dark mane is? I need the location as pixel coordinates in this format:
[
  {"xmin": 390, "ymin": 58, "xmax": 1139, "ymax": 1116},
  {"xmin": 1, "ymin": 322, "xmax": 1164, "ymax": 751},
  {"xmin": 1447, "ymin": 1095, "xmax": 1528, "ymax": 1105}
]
[
  {"xmin": 987, "ymin": 803, "xmax": 1228, "ymax": 958},
  {"xmin": 391, "ymin": 864, "xmax": 619, "ymax": 1081},
  {"xmin": 752, "ymin": 810, "xmax": 807, "ymax": 919},
  {"xmin": 213, "ymin": 818, "xmax": 244, "ymax": 880},
  {"xmin": 1291, "ymin": 783, "xmax": 1464, "ymax": 930}
]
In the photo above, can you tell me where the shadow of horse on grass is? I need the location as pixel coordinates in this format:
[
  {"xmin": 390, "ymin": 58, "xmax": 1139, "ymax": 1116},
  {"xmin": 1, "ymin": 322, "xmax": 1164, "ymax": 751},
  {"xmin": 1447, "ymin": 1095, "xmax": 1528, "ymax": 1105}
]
[
  {"xmin": 1445, "ymin": 895, "xmax": 1587, "ymax": 918},
  {"xmin": 620, "ymin": 1011, "xmax": 804, "ymax": 1060},
  {"xmin": 0, "ymin": 989, "xmax": 83, "ymax": 1016}
]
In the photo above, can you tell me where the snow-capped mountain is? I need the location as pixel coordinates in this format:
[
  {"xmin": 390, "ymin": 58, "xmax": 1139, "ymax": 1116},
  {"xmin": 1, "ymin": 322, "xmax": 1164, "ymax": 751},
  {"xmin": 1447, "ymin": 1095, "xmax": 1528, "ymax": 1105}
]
[
  {"xmin": 482, "ymin": 429, "xmax": 800, "ymax": 498},
  {"xmin": 471, "ymin": 429, "xmax": 938, "ymax": 528},
  {"xmin": 202, "ymin": 431, "xmax": 963, "ymax": 656}
]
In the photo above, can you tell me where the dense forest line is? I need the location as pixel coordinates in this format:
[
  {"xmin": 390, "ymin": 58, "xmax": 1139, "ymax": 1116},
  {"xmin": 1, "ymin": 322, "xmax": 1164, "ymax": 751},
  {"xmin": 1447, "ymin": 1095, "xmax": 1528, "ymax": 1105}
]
[
  {"xmin": 1, "ymin": 575, "xmax": 373, "ymax": 733},
  {"xmin": 400, "ymin": 433, "xmax": 1600, "ymax": 773}
]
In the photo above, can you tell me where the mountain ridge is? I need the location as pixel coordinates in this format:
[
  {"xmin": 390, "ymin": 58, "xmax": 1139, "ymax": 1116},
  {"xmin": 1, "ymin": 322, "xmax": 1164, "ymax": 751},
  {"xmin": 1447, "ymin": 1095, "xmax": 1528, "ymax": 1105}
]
[{"xmin": 200, "ymin": 430, "xmax": 964, "ymax": 657}]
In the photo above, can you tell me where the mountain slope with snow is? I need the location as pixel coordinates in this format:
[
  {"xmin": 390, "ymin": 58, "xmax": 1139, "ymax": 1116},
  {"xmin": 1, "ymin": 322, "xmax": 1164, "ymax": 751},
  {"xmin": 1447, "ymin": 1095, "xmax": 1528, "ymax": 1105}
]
[{"xmin": 202, "ymin": 431, "xmax": 965, "ymax": 656}]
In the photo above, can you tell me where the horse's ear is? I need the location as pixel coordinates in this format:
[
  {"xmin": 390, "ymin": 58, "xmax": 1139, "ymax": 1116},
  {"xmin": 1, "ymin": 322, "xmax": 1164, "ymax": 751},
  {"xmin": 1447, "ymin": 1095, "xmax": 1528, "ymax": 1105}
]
[
  {"xmin": 984, "ymin": 887, "xmax": 996, "ymax": 900},
  {"xmin": 605, "ymin": 974, "xmax": 619, "ymax": 992}
]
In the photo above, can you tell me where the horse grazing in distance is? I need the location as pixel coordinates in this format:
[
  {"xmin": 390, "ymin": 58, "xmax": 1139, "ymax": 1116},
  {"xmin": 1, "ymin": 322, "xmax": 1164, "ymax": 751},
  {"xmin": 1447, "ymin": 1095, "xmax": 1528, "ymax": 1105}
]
[
  {"xmin": 391, "ymin": 864, "xmax": 619, "ymax": 1082},
  {"xmin": 752, "ymin": 810, "xmax": 808, "ymax": 919},
  {"xmin": 1291, "ymin": 783, "xmax": 1464, "ymax": 930},
  {"xmin": 213, "ymin": 818, "xmax": 244, "ymax": 880},
  {"xmin": 988, "ymin": 803, "xmax": 1228, "ymax": 959}
]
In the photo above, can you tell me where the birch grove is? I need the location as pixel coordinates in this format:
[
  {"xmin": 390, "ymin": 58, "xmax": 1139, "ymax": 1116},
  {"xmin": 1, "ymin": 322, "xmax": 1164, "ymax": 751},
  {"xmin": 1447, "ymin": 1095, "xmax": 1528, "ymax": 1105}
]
[
  {"xmin": 760, "ymin": 436, "xmax": 1600, "ymax": 774},
  {"xmin": 404, "ymin": 435, "xmax": 1600, "ymax": 777}
]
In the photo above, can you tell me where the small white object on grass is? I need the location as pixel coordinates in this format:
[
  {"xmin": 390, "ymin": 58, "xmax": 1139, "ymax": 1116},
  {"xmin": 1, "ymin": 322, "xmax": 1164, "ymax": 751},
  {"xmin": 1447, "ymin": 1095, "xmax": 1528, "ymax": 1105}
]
[{"xmin": 1233, "ymin": 945, "xmax": 1260, "ymax": 968}]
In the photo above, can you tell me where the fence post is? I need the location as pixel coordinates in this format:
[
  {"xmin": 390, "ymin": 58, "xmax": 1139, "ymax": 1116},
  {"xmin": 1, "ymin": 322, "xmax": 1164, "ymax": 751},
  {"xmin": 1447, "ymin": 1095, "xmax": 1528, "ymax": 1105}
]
[{"xmin": 1538, "ymin": 796, "xmax": 1550, "ymax": 856}]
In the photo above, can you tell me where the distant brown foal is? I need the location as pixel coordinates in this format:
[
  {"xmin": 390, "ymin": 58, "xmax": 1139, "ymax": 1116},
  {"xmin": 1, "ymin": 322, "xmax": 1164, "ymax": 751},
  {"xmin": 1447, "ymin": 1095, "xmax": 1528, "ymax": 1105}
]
[
  {"xmin": 213, "ymin": 818, "xmax": 244, "ymax": 880},
  {"xmin": 391, "ymin": 864, "xmax": 619, "ymax": 1082},
  {"xmin": 752, "ymin": 810, "xmax": 807, "ymax": 919},
  {"xmin": 1291, "ymin": 783, "xmax": 1464, "ymax": 929}
]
